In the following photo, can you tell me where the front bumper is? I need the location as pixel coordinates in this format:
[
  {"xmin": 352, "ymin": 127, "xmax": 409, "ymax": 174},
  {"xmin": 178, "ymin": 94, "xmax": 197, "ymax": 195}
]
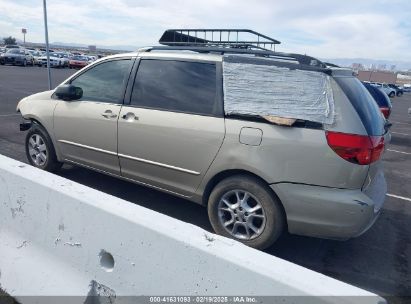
[
  {"xmin": 1, "ymin": 57, "xmax": 23, "ymax": 64},
  {"xmin": 271, "ymin": 175, "xmax": 386, "ymax": 240},
  {"xmin": 19, "ymin": 117, "xmax": 32, "ymax": 131},
  {"xmin": 38, "ymin": 61, "xmax": 59, "ymax": 67}
]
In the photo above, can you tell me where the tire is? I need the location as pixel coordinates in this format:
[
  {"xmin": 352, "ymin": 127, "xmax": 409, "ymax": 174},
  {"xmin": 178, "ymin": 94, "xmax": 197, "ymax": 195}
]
[
  {"xmin": 25, "ymin": 123, "xmax": 62, "ymax": 172},
  {"xmin": 22, "ymin": 59, "xmax": 27, "ymax": 67},
  {"xmin": 389, "ymin": 92, "xmax": 395, "ymax": 98},
  {"xmin": 207, "ymin": 175, "xmax": 285, "ymax": 249}
]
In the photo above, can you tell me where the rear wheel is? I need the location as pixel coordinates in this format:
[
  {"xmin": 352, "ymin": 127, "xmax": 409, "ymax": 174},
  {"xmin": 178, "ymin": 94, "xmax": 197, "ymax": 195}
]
[
  {"xmin": 25, "ymin": 123, "xmax": 62, "ymax": 172},
  {"xmin": 389, "ymin": 92, "xmax": 395, "ymax": 97},
  {"xmin": 208, "ymin": 175, "xmax": 284, "ymax": 249}
]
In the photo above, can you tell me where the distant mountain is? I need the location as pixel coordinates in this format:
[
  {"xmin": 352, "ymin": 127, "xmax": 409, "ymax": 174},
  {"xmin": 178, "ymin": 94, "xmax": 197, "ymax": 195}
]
[{"xmin": 322, "ymin": 58, "xmax": 411, "ymax": 71}]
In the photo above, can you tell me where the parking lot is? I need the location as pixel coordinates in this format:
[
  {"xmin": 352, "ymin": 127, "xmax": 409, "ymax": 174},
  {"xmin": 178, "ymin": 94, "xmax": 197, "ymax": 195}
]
[{"xmin": 0, "ymin": 65, "xmax": 410, "ymax": 302}]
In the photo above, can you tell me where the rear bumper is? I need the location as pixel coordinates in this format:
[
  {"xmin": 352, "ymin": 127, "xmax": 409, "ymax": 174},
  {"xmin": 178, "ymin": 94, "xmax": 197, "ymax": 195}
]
[{"xmin": 271, "ymin": 176, "xmax": 386, "ymax": 240}]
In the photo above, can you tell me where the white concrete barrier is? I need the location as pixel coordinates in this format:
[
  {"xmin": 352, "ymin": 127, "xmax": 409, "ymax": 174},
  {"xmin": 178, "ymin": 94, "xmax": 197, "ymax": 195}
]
[{"xmin": 0, "ymin": 154, "xmax": 384, "ymax": 303}]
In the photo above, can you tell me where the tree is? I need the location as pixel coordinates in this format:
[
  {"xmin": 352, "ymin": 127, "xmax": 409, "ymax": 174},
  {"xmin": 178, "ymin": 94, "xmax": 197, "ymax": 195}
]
[{"xmin": 3, "ymin": 36, "xmax": 16, "ymax": 45}]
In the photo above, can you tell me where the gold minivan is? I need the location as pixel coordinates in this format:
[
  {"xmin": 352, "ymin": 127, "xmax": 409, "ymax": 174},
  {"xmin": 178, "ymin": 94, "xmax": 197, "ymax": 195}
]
[{"xmin": 17, "ymin": 45, "xmax": 387, "ymax": 249}]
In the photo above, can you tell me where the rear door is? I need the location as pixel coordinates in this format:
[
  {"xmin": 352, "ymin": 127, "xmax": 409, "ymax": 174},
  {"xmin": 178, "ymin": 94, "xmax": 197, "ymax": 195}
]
[
  {"xmin": 53, "ymin": 58, "xmax": 134, "ymax": 174},
  {"xmin": 118, "ymin": 58, "xmax": 225, "ymax": 196}
]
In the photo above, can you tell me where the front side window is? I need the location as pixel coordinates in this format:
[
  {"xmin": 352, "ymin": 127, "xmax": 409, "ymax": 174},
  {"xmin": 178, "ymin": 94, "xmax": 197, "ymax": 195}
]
[
  {"xmin": 130, "ymin": 59, "xmax": 220, "ymax": 116},
  {"xmin": 70, "ymin": 59, "xmax": 132, "ymax": 104}
]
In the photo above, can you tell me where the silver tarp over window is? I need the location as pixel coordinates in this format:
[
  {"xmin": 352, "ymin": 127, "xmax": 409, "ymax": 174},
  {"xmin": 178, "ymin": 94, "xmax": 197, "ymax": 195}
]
[{"xmin": 223, "ymin": 56, "xmax": 335, "ymax": 125}]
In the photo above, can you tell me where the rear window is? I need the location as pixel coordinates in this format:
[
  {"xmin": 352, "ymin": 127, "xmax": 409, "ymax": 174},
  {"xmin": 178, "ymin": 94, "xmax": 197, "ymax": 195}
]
[{"xmin": 334, "ymin": 77, "xmax": 385, "ymax": 136}]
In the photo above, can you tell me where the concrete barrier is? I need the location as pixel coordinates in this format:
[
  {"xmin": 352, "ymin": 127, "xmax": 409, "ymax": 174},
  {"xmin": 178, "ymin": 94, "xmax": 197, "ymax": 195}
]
[{"xmin": 0, "ymin": 154, "xmax": 384, "ymax": 303}]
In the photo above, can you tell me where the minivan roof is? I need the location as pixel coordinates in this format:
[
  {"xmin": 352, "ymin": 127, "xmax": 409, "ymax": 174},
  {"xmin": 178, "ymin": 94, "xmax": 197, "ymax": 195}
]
[{"xmin": 103, "ymin": 48, "xmax": 353, "ymax": 76}]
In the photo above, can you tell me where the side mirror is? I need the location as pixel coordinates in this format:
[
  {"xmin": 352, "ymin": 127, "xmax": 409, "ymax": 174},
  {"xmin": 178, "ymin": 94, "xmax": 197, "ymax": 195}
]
[{"xmin": 55, "ymin": 84, "xmax": 83, "ymax": 101}]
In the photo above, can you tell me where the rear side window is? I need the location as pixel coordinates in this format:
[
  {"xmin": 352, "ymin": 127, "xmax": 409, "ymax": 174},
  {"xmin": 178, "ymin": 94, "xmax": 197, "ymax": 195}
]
[
  {"xmin": 334, "ymin": 77, "xmax": 385, "ymax": 136},
  {"xmin": 130, "ymin": 59, "xmax": 221, "ymax": 116}
]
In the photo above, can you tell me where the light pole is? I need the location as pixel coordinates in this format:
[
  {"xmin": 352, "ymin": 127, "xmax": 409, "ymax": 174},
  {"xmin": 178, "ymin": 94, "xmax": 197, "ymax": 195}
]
[{"xmin": 42, "ymin": 0, "xmax": 52, "ymax": 90}]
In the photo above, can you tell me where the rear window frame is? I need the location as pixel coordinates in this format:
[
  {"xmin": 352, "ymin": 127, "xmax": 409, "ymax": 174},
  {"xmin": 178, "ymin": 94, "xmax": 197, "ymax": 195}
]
[{"xmin": 334, "ymin": 76, "xmax": 385, "ymax": 136}]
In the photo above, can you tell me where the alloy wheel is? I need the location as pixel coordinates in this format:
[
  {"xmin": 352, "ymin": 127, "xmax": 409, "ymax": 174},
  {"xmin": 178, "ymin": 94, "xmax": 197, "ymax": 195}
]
[
  {"xmin": 28, "ymin": 134, "xmax": 48, "ymax": 166},
  {"xmin": 217, "ymin": 190, "xmax": 266, "ymax": 240}
]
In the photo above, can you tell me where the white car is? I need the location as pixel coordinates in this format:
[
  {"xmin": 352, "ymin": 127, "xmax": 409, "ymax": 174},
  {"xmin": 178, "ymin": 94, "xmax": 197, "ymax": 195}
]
[
  {"xmin": 371, "ymin": 83, "xmax": 396, "ymax": 98},
  {"xmin": 36, "ymin": 55, "xmax": 64, "ymax": 68},
  {"xmin": 53, "ymin": 52, "xmax": 71, "ymax": 67}
]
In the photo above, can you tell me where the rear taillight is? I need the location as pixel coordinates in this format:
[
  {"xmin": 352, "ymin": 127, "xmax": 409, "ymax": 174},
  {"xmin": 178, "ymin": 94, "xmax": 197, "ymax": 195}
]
[
  {"xmin": 380, "ymin": 107, "xmax": 390, "ymax": 119},
  {"xmin": 326, "ymin": 131, "xmax": 384, "ymax": 165}
]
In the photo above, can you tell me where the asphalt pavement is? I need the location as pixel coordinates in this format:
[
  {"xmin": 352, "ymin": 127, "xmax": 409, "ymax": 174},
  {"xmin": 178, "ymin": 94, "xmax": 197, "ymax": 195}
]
[{"xmin": 0, "ymin": 65, "xmax": 410, "ymax": 303}]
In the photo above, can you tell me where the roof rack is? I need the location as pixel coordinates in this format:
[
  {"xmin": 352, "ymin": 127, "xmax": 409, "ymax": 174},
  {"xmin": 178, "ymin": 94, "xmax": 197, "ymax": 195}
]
[
  {"xmin": 159, "ymin": 29, "xmax": 281, "ymax": 52},
  {"xmin": 143, "ymin": 45, "xmax": 328, "ymax": 68}
]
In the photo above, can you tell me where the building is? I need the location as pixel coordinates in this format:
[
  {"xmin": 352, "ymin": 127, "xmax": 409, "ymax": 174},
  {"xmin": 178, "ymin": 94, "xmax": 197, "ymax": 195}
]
[{"xmin": 357, "ymin": 70, "xmax": 397, "ymax": 84}]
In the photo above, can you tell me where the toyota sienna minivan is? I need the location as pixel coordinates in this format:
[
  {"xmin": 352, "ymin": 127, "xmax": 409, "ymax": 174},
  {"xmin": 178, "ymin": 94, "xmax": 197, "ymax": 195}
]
[{"xmin": 17, "ymin": 31, "xmax": 388, "ymax": 249}]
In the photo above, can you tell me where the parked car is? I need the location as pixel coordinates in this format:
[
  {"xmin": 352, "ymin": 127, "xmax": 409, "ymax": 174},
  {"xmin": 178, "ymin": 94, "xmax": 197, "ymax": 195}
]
[
  {"xmin": 362, "ymin": 82, "xmax": 392, "ymax": 119},
  {"xmin": 371, "ymin": 82, "xmax": 396, "ymax": 97},
  {"xmin": 36, "ymin": 53, "xmax": 64, "ymax": 68},
  {"xmin": 53, "ymin": 52, "xmax": 71, "ymax": 67},
  {"xmin": 28, "ymin": 50, "xmax": 44, "ymax": 66},
  {"xmin": 388, "ymin": 84, "xmax": 404, "ymax": 97},
  {"xmin": 23, "ymin": 49, "xmax": 35, "ymax": 66},
  {"xmin": 0, "ymin": 48, "xmax": 32, "ymax": 66},
  {"xmin": 17, "ymin": 42, "xmax": 388, "ymax": 249},
  {"xmin": 69, "ymin": 55, "xmax": 89, "ymax": 69}
]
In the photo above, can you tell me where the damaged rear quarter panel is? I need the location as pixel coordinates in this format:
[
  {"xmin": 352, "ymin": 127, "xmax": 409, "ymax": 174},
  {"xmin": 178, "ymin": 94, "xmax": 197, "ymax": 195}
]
[{"xmin": 199, "ymin": 118, "xmax": 369, "ymax": 191}]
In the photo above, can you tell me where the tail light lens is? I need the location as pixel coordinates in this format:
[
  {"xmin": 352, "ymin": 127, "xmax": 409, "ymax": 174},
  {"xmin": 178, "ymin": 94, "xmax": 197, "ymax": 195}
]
[
  {"xmin": 380, "ymin": 107, "xmax": 391, "ymax": 119},
  {"xmin": 326, "ymin": 131, "xmax": 385, "ymax": 165}
]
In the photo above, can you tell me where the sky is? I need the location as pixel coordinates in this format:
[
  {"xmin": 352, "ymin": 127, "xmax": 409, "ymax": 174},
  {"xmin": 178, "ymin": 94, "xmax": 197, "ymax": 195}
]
[{"xmin": 0, "ymin": 0, "xmax": 411, "ymax": 61}]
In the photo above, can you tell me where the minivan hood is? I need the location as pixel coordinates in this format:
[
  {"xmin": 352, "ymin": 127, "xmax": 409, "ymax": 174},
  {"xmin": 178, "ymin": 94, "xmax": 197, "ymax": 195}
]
[{"xmin": 17, "ymin": 90, "xmax": 54, "ymax": 112}]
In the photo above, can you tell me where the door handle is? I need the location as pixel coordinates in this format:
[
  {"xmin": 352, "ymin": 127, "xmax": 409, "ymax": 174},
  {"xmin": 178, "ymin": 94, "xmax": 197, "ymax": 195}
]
[
  {"xmin": 101, "ymin": 110, "xmax": 117, "ymax": 119},
  {"xmin": 122, "ymin": 112, "xmax": 139, "ymax": 121}
]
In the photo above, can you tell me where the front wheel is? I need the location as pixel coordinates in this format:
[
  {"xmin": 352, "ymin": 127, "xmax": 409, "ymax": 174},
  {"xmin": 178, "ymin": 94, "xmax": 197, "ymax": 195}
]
[
  {"xmin": 25, "ymin": 123, "xmax": 62, "ymax": 172},
  {"xmin": 389, "ymin": 92, "xmax": 395, "ymax": 97},
  {"xmin": 208, "ymin": 175, "xmax": 285, "ymax": 249}
]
